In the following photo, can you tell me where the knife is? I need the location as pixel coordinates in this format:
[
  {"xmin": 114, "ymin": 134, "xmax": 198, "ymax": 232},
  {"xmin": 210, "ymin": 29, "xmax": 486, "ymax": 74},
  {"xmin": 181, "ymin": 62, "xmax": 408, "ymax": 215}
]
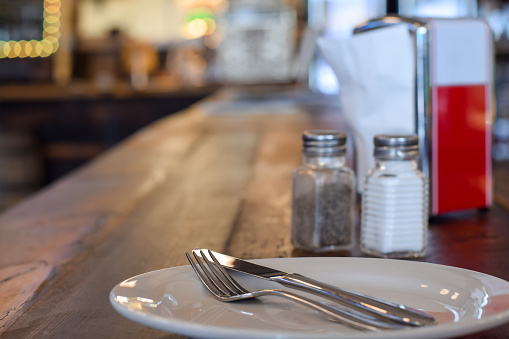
[{"xmin": 194, "ymin": 249, "xmax": 435, "ymax": 327}]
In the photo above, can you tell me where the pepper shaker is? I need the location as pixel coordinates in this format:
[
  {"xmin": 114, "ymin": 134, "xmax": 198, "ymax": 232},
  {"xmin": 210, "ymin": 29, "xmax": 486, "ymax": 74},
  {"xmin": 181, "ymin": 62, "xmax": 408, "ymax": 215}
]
[
  {"xmin": 291, "ymin": 130, "xmax": 356, "ymax": 252},
  {"xmin": 360, "ymin": 135, "xmax": 428, "ymax": 258}
]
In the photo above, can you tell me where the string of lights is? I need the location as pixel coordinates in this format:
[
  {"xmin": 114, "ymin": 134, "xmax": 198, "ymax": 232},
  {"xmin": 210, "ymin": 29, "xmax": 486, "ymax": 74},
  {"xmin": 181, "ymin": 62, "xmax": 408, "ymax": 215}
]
[{"xmin": 0, "ymin": 0, "xmax": 61, "ymax": 58}]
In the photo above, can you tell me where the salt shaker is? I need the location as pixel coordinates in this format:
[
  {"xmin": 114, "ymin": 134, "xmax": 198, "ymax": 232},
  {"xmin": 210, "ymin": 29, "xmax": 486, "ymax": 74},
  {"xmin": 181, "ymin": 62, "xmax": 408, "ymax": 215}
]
[
  {"xmin": 360, "ymin": 135, "xmax": 428, "ymax": 258},
  {"xmin": 291, "ymin": 130, "xmax": 355, "ymax": 252}
]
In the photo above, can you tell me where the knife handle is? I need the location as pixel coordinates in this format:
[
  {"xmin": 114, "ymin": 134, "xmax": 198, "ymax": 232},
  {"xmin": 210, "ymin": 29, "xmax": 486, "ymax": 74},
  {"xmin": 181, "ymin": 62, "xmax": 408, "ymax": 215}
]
[{"xmin": 273, "ymin": 273, "xmax": 435, "ymax": 327}]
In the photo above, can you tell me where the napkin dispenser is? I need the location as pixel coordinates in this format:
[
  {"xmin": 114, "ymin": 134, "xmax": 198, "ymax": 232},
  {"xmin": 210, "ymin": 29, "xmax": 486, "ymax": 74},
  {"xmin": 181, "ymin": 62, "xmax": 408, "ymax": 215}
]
[{"xmin": 353, "ymin": 16, "xmax": 494, "ymax": 215}]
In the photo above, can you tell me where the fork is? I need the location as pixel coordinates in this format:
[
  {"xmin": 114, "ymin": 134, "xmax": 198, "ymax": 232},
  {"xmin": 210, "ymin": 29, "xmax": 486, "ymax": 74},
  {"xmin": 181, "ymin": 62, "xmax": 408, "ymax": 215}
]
[{"xmin": 186, "ymin": 250, "xmax": 408, "ymax": 332}]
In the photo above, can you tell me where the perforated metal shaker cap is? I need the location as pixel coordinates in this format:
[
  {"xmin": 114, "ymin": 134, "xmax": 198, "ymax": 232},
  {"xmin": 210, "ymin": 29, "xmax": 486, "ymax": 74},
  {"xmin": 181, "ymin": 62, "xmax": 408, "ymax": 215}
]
[
  {"xmin": 374, "ymin": 134, "xmax": 419, "ymax": 159},
  {"xmin": 302, "ymin": 130, "xmax": 346, "ymax": 155}
]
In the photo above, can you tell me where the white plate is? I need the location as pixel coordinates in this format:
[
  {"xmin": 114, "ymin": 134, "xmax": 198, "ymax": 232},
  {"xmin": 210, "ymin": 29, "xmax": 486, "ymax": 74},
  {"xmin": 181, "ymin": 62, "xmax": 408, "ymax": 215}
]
[{"xmin": 110, "ymin": 257, "xmax": 509, "ymax": 339}]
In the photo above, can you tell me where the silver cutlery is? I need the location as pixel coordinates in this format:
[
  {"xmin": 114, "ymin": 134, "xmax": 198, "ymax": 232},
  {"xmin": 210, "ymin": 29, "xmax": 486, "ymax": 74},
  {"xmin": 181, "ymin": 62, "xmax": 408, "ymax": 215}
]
[
  {"xmin": 193, "ymin": 249, "xmax": 436, "ymax": 327},
  {"xmin": 186, "ymin": 249, "xmax": 412, "ymax": 332}
]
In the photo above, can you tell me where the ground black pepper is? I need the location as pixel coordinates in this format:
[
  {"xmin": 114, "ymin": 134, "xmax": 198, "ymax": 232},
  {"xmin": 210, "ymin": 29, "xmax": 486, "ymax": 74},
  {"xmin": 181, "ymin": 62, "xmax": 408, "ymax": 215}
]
[{"xmin": 292, "ymin": 181, "xmax": 354, "ymax": 251}]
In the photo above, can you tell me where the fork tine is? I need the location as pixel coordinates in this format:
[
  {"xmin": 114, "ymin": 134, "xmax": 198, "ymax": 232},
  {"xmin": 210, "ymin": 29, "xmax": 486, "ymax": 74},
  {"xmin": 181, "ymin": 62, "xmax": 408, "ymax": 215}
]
[
  {"xmin": 186, "ymin": 252, "xmax": 221, "ymax": 296},
  {"xmin": 196, "ymin": 250, "xmax": 246, "ymax": 295},
  {"xmin": 193, "ymin": 251, "xmax": 232, "ymax": 296},
  {"xmin": 207, "ymin": 250, "xmax": 249, "ymax": 294},
  {"xmin": 198, "ymin": 251, "xmax": 236, "ymax": 295}
]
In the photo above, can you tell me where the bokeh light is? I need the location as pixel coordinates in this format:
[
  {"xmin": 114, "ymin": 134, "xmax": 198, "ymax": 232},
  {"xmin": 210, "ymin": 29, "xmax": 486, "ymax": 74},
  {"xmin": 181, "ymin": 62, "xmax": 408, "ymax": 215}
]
[
  {"xmin": 0, "ymin": 0, "xmax": 61, "ymax": 58},
  {"xmin": 180, "ymin": 8, "xmax": 216, "ymax": 40}
]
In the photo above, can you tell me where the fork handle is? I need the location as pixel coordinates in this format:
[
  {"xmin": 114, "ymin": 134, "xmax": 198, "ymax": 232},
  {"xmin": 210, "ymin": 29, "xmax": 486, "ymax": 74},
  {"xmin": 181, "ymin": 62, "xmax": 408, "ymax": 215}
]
[
  {"xmin": 255, "ymin": 289, "xmax": 398, "ymax": 332},
  {"xmin": 273, "ymin": 273, "xmax": 435, "ymax": 327}
]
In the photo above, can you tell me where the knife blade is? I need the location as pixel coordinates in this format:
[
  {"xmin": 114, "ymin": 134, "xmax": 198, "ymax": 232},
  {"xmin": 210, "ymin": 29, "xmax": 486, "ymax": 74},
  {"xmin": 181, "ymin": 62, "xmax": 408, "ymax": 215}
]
[{"xmin": 194, "ymin": 249, "xmax": 435, "ymax": 327}]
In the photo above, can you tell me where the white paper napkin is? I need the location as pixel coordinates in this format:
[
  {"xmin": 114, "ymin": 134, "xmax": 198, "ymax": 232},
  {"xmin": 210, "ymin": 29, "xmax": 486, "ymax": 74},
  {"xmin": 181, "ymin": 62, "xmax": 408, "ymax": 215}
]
[{"xmin": 317, "ymin": 25, "xmax": 415, "ymax": 191}]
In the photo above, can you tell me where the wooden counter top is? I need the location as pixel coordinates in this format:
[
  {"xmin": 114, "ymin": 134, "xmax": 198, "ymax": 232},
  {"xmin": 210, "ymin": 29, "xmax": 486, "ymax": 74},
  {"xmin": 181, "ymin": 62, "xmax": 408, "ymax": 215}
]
[{"xmin": 1, "ymin": 88, "xmax": 509, "ymax": 338}]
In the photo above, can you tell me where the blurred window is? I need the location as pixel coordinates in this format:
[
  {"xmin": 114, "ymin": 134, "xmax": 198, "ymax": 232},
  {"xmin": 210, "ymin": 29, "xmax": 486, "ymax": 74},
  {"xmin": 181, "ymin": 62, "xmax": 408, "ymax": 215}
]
[
  {"xmin": 77, "ymin": 0, "xmax": 185, "ymax": 44},
  {"xmin": 399, "ymin": 0, "xmax": 478, "ymax": 18}
]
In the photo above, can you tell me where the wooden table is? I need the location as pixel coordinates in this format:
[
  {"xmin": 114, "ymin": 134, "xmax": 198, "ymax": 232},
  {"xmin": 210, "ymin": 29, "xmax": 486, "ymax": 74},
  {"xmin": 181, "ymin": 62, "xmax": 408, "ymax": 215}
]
[{"xmin": 1, "ymin": 88, "xmax": 509, "ymax": 338}]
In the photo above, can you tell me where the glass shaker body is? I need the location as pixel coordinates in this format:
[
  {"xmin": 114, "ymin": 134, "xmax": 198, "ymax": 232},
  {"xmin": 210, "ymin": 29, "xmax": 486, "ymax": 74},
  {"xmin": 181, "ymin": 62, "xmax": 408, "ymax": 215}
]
[
  {"xmin": 291, "ymin": 131, "xmax": 355, "ymax": 253},
  {"xmin": 360, "ymin": 135, "xmax": 428, "ymax": 259}
]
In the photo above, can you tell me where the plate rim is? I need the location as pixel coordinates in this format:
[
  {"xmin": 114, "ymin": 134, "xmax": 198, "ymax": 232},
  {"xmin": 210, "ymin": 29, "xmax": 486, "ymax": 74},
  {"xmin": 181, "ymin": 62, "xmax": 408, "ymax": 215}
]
[{"xmin": 110, "ymin": 257, "xmax": 509, "ymax": 339}]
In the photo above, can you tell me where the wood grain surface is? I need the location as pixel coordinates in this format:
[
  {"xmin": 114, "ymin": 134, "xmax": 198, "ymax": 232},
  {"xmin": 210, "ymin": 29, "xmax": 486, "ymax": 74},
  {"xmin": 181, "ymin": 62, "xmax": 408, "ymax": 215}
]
[{"xmin": 1, "ymin": 89, "xmax": 509, "ymax": 338}]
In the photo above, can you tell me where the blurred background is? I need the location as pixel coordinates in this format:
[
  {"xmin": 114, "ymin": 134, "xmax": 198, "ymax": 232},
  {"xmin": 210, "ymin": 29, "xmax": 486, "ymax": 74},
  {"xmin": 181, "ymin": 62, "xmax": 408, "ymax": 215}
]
[{"xmin": 0, "ymin": 0, "xmax": 508, "ymax": 210}]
